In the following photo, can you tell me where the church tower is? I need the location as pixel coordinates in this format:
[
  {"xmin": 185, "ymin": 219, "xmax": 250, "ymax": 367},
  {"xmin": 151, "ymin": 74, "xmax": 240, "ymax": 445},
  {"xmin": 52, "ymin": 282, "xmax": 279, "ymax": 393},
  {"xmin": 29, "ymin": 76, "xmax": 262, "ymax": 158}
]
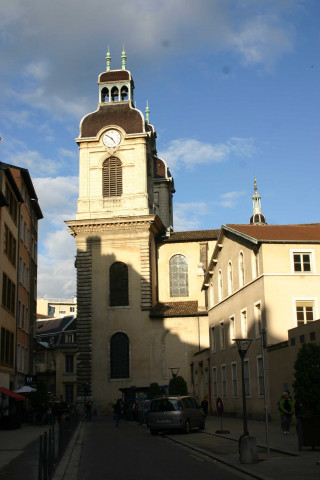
[{"xmin": 66, "ymin": 52, "xmax": 176, "ymax": 410}]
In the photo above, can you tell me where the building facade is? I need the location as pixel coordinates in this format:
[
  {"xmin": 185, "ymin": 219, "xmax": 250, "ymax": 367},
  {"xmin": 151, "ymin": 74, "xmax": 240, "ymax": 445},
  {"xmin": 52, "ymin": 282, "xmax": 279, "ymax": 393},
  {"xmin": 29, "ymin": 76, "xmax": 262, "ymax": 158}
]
[
  {"xmin": 200, "ymin": 219, "xmax": 320, "ymax": 419},
  {"xmin": 66, "ymin": 53, "xmax": 217, "ymax": 411},
  {"xmin": 0, "ymin": 162, "xmax": 42, "ymax": 389},
  {"xmin": 37, "ymin": 297, "xmax": 77, "ymax": 318}
]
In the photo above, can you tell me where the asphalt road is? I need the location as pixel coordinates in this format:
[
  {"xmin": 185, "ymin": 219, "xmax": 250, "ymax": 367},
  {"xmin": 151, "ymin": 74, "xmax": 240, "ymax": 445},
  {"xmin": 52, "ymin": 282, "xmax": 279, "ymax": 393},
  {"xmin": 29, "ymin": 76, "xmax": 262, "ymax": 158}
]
[{"xmin": 77, "ymin": 417, "xmax": 246, "ymax": 480}]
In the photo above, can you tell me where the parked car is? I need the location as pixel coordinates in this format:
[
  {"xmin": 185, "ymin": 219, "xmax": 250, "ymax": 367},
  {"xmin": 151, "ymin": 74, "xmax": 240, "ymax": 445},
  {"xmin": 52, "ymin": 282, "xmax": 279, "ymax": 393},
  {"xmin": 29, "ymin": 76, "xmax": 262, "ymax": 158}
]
[{"xmin": 148, "ymin": 396, "xmax": 205, "ymax": 435}]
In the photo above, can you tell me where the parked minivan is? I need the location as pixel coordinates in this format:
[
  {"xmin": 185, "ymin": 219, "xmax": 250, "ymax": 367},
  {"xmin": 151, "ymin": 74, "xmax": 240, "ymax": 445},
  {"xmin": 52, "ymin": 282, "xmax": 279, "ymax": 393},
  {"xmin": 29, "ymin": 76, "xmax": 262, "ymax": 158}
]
[{"xmin": 148, "ymin": 396, "xmax": 205, "ymax": 435}]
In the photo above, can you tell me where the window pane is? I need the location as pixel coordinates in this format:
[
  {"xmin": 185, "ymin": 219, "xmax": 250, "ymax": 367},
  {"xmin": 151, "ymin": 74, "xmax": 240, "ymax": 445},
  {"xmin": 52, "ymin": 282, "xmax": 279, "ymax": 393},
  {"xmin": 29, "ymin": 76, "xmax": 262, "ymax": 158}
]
[
  {"xmin": 110, "ymin": 262, "xmax": 129, "ymax": 306},
  {"xmin": 169, "ymin": 255, "xmax": 189, "ymax": 297},
  {"xmin": 302, "ymin": 254, "xmax": 311, "ymax": 271},
  {"xmin": 110, "ymin": 333, "xmax": 129, "ymax": 378}
]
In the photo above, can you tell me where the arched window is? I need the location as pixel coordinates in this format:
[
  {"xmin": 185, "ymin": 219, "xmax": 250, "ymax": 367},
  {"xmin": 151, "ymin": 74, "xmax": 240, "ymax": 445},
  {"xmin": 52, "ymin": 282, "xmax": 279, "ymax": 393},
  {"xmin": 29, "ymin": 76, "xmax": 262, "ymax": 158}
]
[
  {"xmin": 227, "ymin": 261, "xmax": 233, "ymax": 295},
  {"xmin": 251, "ymin": 250, "xmax": 259, "ymax": 279},
  {"xmin": 121, "ymin": 86, "xmax": 128, "ymax": 101},
  {"xmin": 111, "ymin": 86, "xmax": 119, "ymax": 102},
  {"xmin": 110, "ymin": 332, "xmax": 129, "ymax": 378},
  {"xmin": 103, "ymin": 157, "xmax": 122, "ymax": 197},
  {"xmin": 169, "ymin": 254, "xmax": 189, "ymax": 297},
  {"xmin": 218, "ymin": 269, "xmax": 223, "ymax": 301},
  {"xmin": 101, "ymin": 87, "xmax": 109, "ymax": 102},
  {"xmin": 109, "ymin": 262, "xmax": 129, "ymax": 306},
  {"xmin": 239, "ymin": 252, "xmax": 245, "ymax": 288}
]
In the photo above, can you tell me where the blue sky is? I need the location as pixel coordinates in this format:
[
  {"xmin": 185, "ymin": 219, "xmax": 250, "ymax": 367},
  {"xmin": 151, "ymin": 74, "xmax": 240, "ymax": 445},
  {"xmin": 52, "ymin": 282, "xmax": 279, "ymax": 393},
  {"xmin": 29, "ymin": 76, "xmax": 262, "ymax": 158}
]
[{"xmin": 0, "ymin": 0, "xmax": 319, "ymax": 298}]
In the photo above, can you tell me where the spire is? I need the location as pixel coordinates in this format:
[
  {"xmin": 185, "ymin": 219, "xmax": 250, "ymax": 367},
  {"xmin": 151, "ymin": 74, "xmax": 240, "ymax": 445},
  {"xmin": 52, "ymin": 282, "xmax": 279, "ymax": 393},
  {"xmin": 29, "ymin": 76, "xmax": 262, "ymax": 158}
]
[
  {"xmin": 106, "ymin": 46, "xmax": 111, "ymax": 71},
  {"xmin": 121, "ymin": 46, "xmax": 127, "ymax": 70},
  {"xmin": 250, "ymin": 178, "xmax": 267, "ymax": 225},
  {"xmin": 145, "ymin": 100, "xmax": 150, "ymax": 123}
]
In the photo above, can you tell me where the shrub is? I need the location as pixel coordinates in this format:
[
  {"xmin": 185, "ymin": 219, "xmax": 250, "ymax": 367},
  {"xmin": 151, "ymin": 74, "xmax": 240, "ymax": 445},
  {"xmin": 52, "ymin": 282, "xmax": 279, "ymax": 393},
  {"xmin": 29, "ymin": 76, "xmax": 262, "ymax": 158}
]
[
  {"xmin": 169, "ymin": 375, "xmax": 188, "ymax": 396},
  {"xmin": 148, "ymin": 382, "xmax": 162, "ymax": 399},
  {"xmin": 293, "ymin": 343, "xmax": 320, "ymax": 414}
]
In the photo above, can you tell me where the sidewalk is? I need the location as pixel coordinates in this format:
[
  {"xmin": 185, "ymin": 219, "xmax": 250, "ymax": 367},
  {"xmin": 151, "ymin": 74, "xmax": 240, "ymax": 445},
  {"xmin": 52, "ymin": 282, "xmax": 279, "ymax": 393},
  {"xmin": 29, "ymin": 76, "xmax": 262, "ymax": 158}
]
[
  {"xmin": 171, "ymin": 415, "xmax": 320, "ymax": 480},
  {"xmin": 0, "ymin": 423, "xmax": 49, "ymax": 479}
]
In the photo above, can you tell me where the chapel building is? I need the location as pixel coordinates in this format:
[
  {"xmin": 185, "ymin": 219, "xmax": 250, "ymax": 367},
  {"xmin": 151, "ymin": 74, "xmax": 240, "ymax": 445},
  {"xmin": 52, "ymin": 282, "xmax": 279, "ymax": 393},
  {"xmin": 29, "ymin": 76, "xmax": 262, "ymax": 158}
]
[{"xmin": 66, "ymin": 52, "xmax": 217, "ymax": 411}]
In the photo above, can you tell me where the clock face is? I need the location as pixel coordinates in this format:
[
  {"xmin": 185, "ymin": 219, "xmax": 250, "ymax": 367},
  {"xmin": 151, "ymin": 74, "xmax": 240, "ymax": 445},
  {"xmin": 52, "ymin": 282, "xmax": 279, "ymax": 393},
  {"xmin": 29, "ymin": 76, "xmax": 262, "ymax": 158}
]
[{"xmin": 103, "ymin": 129, "xmax": 121, "ymax": 147}]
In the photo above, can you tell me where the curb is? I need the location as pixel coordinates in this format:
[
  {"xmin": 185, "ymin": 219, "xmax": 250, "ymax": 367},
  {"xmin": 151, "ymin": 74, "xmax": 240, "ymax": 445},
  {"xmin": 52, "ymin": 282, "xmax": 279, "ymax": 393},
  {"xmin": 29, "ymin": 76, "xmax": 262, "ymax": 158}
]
[{"xmin": 52, "ymin": 421, "xmax": 84, "ymax": 480}]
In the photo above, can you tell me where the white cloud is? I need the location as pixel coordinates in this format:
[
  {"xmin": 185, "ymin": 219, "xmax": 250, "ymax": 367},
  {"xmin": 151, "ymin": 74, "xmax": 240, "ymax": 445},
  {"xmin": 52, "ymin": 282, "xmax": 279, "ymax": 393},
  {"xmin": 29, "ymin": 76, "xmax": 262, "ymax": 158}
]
[
  {"xmin": 33, "ymin": 176, "xmax": 78, "ymax": 225},
  {"xmin": 219, "ymin": 191, "xmax": 246, "ymax": 208},
  {"xmin": 0, "ymin": 0, "xmax": 300, "ymax": 120},
  {"xmin": 159, "ymin": 137, "xmax": 255, "ymax": 171},
  {"xmin": 173, "ymin": 202, "xmax": 209, "ymax": 231}
]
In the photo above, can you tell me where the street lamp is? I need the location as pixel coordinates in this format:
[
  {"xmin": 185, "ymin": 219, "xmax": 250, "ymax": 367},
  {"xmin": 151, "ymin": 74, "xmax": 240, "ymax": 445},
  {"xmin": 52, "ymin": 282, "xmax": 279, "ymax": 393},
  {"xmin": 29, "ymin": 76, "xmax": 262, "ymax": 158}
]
[
  {"xmin": 234, "ymin": 338, "xmax": 252, "ymax": 437},
  {"xmin": 169, "ymin": 367, "xmax": 180, "ymax": 378}
]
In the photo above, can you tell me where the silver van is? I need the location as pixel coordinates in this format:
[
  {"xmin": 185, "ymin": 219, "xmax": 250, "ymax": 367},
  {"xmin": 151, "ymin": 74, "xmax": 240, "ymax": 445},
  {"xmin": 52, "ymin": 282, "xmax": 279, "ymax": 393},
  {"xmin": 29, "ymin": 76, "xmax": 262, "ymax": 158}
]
[{"xmin": 148, "ymin": 396, "xmax": 205, "ymax": 435}]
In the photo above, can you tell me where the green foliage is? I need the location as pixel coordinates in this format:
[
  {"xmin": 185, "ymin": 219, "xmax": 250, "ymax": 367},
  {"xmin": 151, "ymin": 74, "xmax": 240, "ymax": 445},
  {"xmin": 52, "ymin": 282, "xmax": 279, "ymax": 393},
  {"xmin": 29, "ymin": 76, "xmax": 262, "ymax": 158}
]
[
  {"xmin": 169, "ymin": 375, "xmax": 188, "ymax": 396},
  {"xmin": 148, "ymin": 382, "xmax": 162, "ymax": 399},
  {"xmin": 29, "ymin": 380, "xmax": 49, "ymax": 410},
  {"xmin": 292, "ymin": 343, "xmax": 320, "ymax": 414}
]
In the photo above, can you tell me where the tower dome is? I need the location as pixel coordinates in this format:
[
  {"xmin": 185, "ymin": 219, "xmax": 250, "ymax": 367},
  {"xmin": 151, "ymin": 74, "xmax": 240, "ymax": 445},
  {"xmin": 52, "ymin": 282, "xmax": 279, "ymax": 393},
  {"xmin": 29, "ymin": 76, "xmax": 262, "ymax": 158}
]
[{"xmin": 250, "ymin": 178, "xmax": 267, "ymax": 225}]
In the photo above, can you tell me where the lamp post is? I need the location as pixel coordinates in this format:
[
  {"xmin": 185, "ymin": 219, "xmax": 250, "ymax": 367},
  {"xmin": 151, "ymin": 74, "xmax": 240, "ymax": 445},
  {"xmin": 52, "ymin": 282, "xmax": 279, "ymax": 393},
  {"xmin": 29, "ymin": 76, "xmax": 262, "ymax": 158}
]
[
  {"xmin": 169, "ymin": 367, "xmax": 180, "ymax": 378},
  {"xmin": 234, "ymin": 338, "xmax": 252, "ymax": 437}
]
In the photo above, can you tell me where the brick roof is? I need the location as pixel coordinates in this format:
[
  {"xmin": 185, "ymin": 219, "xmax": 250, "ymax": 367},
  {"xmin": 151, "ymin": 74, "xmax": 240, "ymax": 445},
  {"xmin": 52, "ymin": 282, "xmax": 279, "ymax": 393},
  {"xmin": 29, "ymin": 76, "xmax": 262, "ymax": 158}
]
[
  {"xmin": 150, "ymin": 301, "xmax": 207, "ymax": 317},
  {"xmin": 161, "ymin": 229, "xmax": 219, "ymax": 243},
  {"xmin": 226, "ymin": 224, "xmax": 320, "ymax": 242}
]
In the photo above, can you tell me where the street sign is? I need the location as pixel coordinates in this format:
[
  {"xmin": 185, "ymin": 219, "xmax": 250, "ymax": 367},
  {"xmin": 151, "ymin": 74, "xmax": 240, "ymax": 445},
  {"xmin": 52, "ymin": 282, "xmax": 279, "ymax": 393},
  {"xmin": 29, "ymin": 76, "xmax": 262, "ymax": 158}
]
[
  {"xmin": 216, "ymin": 397, "xmax": 224, "ymax": 416},
  {"xmin": 26, "ymin": 375, "xmax": 37, "ymax": 385}
]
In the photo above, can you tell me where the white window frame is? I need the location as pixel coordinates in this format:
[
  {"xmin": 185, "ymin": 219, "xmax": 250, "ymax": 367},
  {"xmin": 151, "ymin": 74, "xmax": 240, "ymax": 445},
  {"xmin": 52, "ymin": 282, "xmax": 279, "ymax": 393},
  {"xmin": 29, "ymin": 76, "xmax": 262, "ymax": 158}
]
[
  {"xmin": 231, "ymin": 361, "xmax": 238, "ymax": 397},
  {"xmin": 240, "ymin": 308, "xmax": 247, "ymax": 338},
  {"xmin": 221, "ymin": 364, "xmax": 227, "ymax": 397},
  {"xmin": 254, "ymin": 301, "xmax": 262, "ymax": 338},
  {"xmin": 209, "ymin": 282, "xmax": 214, "ymax": 309},
  {"xmin": 210, "ymin": 326, "xmax": 216, "ymax": 352},
  {"xmin": 229, "ymin": 315, "xmax": 236, "ymax": 346},
  {"xmin": 257, "ymin": 356, "xmax": 264, "ymax": 396},
  {"xmin": 251, "ymin": 250, "xmax": 259, "ymax": 279},
  {"xmin": 219, "ymin": 321, "xmax": 225, "ymax": 350},
  {"xmin": 293, "ymin": 297, "xmax": 318, "ymax": 328},
  {"xmin": 227, "ymin": 261, "xmax": 233, "ymax": 295},
  {"xmin": 212, "ymin": 367, "xmax": 217, "ymax": 397},
  {"xmin": 218, "ymin": 269, "xmax": 223, "ymax": 302},
  {"xmin": 290, "ymin": 249, "xmax": 315, "ymax": 273},
  {"xmin": 244, "ymin": 359, "xmax": 251, "ymax": 397},
  {"xmin": 239, "ymin": 251, "xmax": 245, "ymax": 288}
]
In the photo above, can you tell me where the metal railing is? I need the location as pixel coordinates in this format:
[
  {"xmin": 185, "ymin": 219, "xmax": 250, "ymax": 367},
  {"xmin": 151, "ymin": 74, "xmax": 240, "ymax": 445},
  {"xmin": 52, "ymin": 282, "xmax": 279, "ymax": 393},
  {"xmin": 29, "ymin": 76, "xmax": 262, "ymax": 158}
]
[{"xmin": 38, "ymin": 413, "xmax": 79, "ymax": 480}]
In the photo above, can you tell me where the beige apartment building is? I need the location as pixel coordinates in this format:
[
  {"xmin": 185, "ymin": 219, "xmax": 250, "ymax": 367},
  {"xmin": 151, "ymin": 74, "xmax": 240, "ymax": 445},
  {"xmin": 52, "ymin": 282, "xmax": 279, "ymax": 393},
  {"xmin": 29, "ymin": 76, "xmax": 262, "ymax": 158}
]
[
  {"xmin": 200, "ymin": 216, "xmax": 320, "ymax": 420},
  {"xmin": 0, "ymin": 162, "xmax": 42, "ymax": 390},
  {"xmin": 66, "ymin": 53, "xmax": 218, "ymax": 411},
  {"xmin": 37, "ymin": 297, "xmax": 77, "ymax": 318}
]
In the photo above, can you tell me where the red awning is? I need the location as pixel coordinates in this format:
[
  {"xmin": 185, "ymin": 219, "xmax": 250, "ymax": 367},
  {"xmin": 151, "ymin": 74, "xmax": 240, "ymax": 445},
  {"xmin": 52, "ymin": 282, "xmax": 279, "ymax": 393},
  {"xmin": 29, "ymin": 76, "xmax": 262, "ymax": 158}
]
[{"xmin": 0, "ymin": 387, "xmax": 26, "ymax": 401}]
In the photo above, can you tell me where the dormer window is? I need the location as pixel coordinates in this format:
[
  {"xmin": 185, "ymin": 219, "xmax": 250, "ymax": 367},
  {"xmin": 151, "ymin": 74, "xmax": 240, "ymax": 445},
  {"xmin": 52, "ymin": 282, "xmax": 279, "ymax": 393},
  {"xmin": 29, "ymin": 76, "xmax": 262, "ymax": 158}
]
[
  {"xmin": 101, "ymin": 87, "xmax": 109, "ymax": 102},
  {"xmin": 111, "ymin": 86, "xmax": 119, "ymax": 102}
]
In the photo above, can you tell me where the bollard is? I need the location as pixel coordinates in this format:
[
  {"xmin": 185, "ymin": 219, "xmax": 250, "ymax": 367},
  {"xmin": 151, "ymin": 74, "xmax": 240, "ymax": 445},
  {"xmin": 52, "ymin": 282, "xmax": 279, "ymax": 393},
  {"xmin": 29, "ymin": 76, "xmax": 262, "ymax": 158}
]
[{"xmin": 239, "ymin": 435, "xmax": 258, "ymax": 464}]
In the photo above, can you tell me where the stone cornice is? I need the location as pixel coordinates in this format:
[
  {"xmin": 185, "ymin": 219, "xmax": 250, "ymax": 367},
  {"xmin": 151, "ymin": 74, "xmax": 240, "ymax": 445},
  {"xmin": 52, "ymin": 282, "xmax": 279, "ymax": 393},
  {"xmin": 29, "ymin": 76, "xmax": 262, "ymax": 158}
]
[{"xmin": 65, "ymin": 214, "xmax": 164, "ymax": 237}]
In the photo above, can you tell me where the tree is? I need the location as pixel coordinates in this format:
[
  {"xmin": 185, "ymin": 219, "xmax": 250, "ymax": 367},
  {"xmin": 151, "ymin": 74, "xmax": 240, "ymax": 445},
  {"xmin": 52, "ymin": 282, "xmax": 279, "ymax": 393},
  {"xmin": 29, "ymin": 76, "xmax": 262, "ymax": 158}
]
[
  {"xmin": 148, "ymin": 382, "xmax": 162, "ymax": 399},
  {"xmin": 169, "ymin": 375, "xmax": 188, "ymax": 396},
  {"xmin": 292, "ymin": 343, "xmax": 320, "ymax": 414}
]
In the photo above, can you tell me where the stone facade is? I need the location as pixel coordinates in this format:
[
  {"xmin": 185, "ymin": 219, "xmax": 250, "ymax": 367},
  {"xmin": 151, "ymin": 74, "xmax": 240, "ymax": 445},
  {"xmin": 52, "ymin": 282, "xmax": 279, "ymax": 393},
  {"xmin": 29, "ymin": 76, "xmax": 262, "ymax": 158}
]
[{"xmin": 66, "ymin": 61, "xmax": 216, "ymax": 411}]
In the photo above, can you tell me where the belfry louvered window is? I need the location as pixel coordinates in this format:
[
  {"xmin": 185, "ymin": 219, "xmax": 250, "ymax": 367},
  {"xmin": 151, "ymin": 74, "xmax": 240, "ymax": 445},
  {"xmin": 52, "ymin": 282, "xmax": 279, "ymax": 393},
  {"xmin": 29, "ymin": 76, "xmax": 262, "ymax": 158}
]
[
  {"xmin": 109, "ymin": 262, "xmax": 129, "ymax": 306},
  {"xmin": 103, "ymin": 157, "xmax": 122, "ymax": 197}
]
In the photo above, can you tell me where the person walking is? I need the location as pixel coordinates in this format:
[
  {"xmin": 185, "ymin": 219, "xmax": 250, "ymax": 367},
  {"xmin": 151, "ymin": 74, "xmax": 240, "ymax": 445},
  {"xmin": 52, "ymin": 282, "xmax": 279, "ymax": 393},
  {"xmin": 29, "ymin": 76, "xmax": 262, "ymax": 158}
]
[
  {"xmin": 201, "ymin": 397, "xmax": 209, "ymax": 416},
  {"xmin": 279, "ymin": 391, "xmax": 294, "ymax": 434},
  {"xmin": 86, "ymin": 400, "xmax": 93, "ymax": 421},
  {"xmin": 113, "ymin": 399, "xmax": 122, "ymax": 427}
]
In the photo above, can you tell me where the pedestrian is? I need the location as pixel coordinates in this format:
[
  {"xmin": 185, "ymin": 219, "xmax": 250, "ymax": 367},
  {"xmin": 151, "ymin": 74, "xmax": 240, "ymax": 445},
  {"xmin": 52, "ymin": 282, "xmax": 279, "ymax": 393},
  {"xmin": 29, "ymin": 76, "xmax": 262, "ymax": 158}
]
[
  {"xmin": 201, "ymin": 397, "xmax": 209, "ymax": 416},
  {"xmin": 113, "ymin": 398, "xmax": 122, "ymax": 427},
  {"xmin": 86, "ymin": 399, "xmax": 92, "ymax": 421},
  {"xmin": 47, "ymin": 404, "xmax": 55, "ymax": 425},
  {"xmin": 294, "ymin": 399, "xmax": 305, "ymax": 433},
  {"xmin": 279, "ymin": 391, "xmax": 294, "ymax": 434}
]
